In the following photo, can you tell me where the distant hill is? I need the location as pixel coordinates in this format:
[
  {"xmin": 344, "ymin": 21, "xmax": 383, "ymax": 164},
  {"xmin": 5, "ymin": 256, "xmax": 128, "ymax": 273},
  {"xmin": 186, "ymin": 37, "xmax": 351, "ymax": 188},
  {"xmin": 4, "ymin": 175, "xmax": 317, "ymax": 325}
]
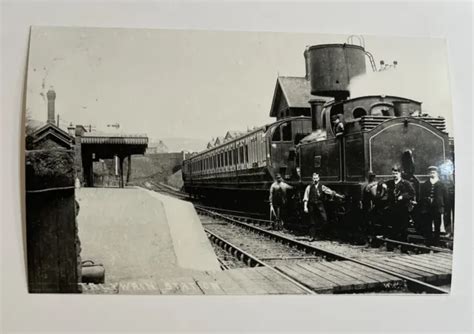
[
  {"xmin": 146, "ymin": 140, "xmax": 169, "ymax": 154},
  {"xmin": 157, "ymin": 137, "xmax": 208, "ymax": 153}
]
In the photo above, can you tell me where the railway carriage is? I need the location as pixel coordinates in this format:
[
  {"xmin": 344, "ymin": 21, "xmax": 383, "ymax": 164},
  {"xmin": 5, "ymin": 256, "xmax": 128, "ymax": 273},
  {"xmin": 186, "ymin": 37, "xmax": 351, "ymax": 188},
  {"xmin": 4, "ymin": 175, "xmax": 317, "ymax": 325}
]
[{"xmin": 183, "ymin": 116, "xmax": 312, "ymax": 202}]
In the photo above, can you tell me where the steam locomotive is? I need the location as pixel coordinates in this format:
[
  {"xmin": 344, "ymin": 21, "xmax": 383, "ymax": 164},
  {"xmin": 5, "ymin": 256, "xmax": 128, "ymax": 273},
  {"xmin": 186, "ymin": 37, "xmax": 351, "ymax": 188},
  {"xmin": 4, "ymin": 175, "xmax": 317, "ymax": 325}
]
[{"xmin": 182, "ymin": 42, "xmax": 453, "ymax": 235}]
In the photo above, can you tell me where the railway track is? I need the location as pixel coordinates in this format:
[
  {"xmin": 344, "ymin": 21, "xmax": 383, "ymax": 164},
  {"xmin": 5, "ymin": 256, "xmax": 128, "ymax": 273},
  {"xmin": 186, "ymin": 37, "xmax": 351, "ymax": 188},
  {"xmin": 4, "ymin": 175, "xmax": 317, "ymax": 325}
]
[
  {"xmin": 204, "ymin": 228, "xmax": 316, "ymax": 295},
  {"xmin": 202, "ymin": 215, "xmax": 324, "ymax": 266},
  {"xmin": 197, "ymin": 207, "xmax": 450, "ymax": 294},
  {"xmin": 140, "ymin": 182, "xmax": 452, "ymax": 294},
  {"xmin": 196, "ymin": 204, "xmax": 454, "ymax": 255},
  {"xmin": 140, "ymin": 181, "xmax": 191, "ymax": 200}
]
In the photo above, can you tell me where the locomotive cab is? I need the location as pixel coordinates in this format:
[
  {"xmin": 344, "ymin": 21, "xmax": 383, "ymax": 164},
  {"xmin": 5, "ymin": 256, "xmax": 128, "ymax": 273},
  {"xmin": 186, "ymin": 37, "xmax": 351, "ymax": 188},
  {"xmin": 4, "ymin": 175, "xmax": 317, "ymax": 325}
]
[
  {"xmin": 266, "ymin": 117, "xmax": 312, "ymax": 180},
  {"xmin": 297, "ymin": 95, "xmax": 449, "ymax": 195}
]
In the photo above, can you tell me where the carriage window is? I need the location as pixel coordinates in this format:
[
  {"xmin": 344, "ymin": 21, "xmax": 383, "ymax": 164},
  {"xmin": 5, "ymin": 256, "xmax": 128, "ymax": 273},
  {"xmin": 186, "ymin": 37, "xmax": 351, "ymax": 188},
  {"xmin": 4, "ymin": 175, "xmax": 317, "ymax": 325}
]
[
  {"xmin": 281, "ymin": 122, "xmax": 292, "ymax": 141},
  {"xmin": 353, "ymin": 107, "xmax": 367, "ymax": 119},
  {"xmin": 272, "ymin": 126, "xmax": 281, "ymax": 141}
]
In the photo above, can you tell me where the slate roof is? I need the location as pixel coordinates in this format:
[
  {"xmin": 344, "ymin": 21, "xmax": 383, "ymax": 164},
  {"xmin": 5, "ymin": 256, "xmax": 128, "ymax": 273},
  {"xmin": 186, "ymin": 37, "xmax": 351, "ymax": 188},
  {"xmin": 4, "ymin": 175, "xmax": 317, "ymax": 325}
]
[
  {"xmin": 81, "ymin": 130, "xmax": 148, "ymax": 145},
  {"xmin": 214, "ymin": 136, "xmax": 224, "ymax": 146},
  {"xmin": 269, "ymin": 76, "xmax": 332, "ymax": 117},
  {"xmin": 83, "ymin": 130, "xmax": 147, "ymax": 138},
  {"xmin": 30, "ymin": 122, "xmax": 74, "ymax": 149},
  {"xmin": 224, "ymin": 130, "xmax": 245, "ymax": 141}
]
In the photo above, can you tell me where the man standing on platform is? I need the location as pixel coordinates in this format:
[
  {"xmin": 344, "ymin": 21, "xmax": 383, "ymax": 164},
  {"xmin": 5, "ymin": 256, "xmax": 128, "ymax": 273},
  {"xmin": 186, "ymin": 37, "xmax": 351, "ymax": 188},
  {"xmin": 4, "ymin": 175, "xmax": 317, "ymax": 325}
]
[
  {"xmin": 419, "ymin": 166, "xmax": 447, "ymax": 245},
  {"xmin": 269, "ymin": 173, "xmax": 292, "ymax": 231},
  {"xmin": 303, "ymin": 172, "xmax": 343, "ymax": 241},
  {"xmin": 385, "ymin": 165, "xmax": 416, "ymax": 241}
]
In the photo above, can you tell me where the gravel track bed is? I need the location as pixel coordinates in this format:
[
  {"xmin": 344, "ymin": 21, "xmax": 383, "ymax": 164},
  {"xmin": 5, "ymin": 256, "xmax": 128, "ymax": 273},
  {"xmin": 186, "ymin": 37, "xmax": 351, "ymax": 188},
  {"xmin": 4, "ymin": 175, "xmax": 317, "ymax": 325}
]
[
  {"xmin": 202, "ymin": 214, "xmax": 407, "ymax": 261},
  {"xmin": 259, "ymin": 230, "xmax": 408, "ymax": 260},
  {"xmin": 209, "ymin": 242, "xmax": 248, "ymax": 269},
  {"xmin": 201, "ymin": 216, "xmax": 323, "ymax": 261}
]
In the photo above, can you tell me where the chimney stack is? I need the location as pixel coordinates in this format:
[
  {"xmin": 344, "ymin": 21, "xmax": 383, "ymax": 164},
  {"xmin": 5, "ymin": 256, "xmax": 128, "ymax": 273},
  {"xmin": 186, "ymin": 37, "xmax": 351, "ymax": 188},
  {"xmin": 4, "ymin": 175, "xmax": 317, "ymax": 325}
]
[{"xmin": 46, "ymin": 89, "xmax": 56, "ymax": 124}]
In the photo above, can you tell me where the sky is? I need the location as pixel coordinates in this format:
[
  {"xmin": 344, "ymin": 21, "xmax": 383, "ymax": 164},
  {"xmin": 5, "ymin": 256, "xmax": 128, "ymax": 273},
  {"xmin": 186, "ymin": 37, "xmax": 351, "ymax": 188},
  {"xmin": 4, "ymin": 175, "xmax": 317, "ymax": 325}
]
[{"xmin": 26, "ymin": 27, "xmax": 453, "ymax": 151}]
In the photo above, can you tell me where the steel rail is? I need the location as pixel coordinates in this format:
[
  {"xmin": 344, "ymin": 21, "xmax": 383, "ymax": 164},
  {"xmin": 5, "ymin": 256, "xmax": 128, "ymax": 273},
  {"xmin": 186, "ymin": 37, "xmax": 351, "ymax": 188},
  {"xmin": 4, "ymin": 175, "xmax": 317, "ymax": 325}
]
[
  {"xmin": 376, "ymin": 236, "xmax": 453, "ymax": 254},
  {"xmin": 194, "ymin": 204, "xmax": 267, "ymax": 219},
  {"xmin": 143, "ymin": 181, "xmax": 190, "ymax": 200},
  {"xmin": 216, "ymin": 257, "xmax": 230, "ymax": 271},
  {"xmin": 205, "ymin": 228, "xmax": 316, "ymax": 295},
  {"xmin": 198, "ymin": 207, "xmax": 449, "ymax": 294}
]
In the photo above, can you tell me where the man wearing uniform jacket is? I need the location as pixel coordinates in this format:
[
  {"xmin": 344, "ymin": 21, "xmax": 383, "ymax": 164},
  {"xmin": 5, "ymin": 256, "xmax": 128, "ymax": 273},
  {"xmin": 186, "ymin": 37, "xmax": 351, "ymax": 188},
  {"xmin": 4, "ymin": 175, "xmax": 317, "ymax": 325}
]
[
  {"xmin": 303, "ymin": 172, "xmax": 344, "ymax": 241},
  {"xmin": 385, "ymin": 165, "xmax": 416, "ymax": 241},
  {"xmin": 419, "ymin": 166, "xmax": 447, "ymax": 245}
]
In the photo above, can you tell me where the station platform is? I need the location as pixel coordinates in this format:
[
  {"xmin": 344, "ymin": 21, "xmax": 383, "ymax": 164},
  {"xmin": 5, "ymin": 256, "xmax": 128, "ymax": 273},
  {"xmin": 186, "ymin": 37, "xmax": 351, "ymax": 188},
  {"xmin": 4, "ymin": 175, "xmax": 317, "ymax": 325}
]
[{"xmin": 76, "ymin": 187, "xmax": 221, "ymax": 286}]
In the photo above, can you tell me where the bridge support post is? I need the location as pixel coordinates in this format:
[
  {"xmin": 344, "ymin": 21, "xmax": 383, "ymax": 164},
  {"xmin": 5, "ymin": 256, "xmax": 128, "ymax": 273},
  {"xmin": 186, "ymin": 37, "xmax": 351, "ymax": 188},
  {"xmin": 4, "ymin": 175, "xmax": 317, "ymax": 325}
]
[
  {"xmin": 126, "ymin": 155, "xmax": 131, "ymax": 185},
  {"xmin": 118, "ymin": 155, "xmax": 124, "ymax": 188}
]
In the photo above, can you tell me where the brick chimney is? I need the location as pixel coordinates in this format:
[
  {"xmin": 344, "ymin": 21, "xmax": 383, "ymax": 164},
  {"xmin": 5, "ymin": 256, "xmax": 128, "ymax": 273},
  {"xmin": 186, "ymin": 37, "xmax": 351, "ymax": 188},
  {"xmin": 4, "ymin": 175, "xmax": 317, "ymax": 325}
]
[{"xmin": 47, "ymin": 89, "xmax": 56, "ymax": 124}]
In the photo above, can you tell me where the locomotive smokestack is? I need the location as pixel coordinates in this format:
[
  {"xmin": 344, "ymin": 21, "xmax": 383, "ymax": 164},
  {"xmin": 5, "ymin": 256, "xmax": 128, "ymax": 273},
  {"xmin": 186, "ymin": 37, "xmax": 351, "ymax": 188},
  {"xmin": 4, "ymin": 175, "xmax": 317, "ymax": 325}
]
[
  {"xmin": 309, "ymin": 98, "xmax": 326, "ymax": 131},
  {"xmin": 46, "ymin": 89, "xmax": 56, "ymax": 124},
  {"xmin": 393, "ymin": 101, "xmax": 411, "ymax": 117}
]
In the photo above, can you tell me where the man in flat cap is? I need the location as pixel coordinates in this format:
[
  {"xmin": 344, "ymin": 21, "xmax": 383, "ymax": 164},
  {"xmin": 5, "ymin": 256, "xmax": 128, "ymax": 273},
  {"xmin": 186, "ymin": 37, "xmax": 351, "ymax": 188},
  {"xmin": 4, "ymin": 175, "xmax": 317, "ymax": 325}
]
[
  {"xmin": 269, "ymin": 173, "xmax": 292, "ymax": 230},
  {"xmin": 385, "ymin": 165, "xmax": 416, "ymax": 241},
  {"xmin": 419, "ymin": 166, "xmax": 447, "ymax": 245},
  {"xmin": 331, "ymin": 114, "xmax": 345, "ymax": 137}
]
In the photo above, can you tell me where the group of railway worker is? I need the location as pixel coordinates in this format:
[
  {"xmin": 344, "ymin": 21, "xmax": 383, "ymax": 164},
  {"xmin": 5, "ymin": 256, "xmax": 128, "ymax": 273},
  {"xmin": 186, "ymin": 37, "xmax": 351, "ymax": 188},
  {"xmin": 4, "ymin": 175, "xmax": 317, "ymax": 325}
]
[
  {"xmin": 363, "ymin": 165, "xmax": 453, "ymax": 246},
  {"xmin": 269, "ymin": 165, "xmax": 453, "ymax": 246}
]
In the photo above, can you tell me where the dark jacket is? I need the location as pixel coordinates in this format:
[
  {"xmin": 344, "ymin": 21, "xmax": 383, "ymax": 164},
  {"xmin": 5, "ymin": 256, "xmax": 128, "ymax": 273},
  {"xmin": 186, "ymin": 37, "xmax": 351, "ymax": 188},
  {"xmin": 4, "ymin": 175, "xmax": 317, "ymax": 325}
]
[
  {"xmin": 419, "ymin": 179, "xmax": 447, "ymax": 214},
  {"xmin": 386, "ymin": 179, "xmax": 415, "ymax": 207}
]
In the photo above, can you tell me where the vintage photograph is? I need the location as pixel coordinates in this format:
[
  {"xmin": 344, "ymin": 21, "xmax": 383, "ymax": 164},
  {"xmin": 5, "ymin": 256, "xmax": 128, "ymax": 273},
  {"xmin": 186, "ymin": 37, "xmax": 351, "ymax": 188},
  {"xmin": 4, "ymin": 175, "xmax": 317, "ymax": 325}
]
[{"xmin": 25, "ymin": 26, "xmax": 454, "ymax": 295}]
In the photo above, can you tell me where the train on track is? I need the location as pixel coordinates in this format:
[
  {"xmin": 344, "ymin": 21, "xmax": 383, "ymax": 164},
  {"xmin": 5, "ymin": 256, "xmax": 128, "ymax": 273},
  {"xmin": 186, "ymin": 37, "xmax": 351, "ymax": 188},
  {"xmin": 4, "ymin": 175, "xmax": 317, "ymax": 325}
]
[{"xmin": 182, "ymin": 40, "xmax": 454, "ymax": 238}]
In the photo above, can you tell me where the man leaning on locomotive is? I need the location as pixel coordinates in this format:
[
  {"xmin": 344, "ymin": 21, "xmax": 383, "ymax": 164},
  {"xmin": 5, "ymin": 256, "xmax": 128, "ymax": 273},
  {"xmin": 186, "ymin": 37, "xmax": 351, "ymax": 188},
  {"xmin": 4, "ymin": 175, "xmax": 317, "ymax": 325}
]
[{"xmin": 303, "ymin": 172, "xmax": 344, "ymax": 242}]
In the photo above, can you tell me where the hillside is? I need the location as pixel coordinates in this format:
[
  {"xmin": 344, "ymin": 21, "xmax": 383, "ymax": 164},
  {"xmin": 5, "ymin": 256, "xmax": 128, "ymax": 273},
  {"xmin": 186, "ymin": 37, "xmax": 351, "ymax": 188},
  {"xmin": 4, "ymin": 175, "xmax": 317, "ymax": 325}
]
[{"xmin": 157, "ymin": 137, "xmax": 208, "ymax": 153}]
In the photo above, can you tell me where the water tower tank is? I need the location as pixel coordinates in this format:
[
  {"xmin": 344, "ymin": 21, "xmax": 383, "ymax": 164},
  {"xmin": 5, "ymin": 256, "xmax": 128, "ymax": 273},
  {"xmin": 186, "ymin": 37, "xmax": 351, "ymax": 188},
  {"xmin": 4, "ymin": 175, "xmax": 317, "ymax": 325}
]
[{"xmin": 307, "ymin": 44, "xmax": 367, "ymax": 100}]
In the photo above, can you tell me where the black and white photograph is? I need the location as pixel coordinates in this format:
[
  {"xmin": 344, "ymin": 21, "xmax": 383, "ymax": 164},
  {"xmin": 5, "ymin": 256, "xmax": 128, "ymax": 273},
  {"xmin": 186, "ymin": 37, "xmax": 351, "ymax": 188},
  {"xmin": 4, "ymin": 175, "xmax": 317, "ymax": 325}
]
[
  {"xmin": 2, "ymin": 1, "xmax": 473, "ymax": 333},
  {"xmin": 24, "ymin": 26, "xmax": 456, "ymax": 296}
]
